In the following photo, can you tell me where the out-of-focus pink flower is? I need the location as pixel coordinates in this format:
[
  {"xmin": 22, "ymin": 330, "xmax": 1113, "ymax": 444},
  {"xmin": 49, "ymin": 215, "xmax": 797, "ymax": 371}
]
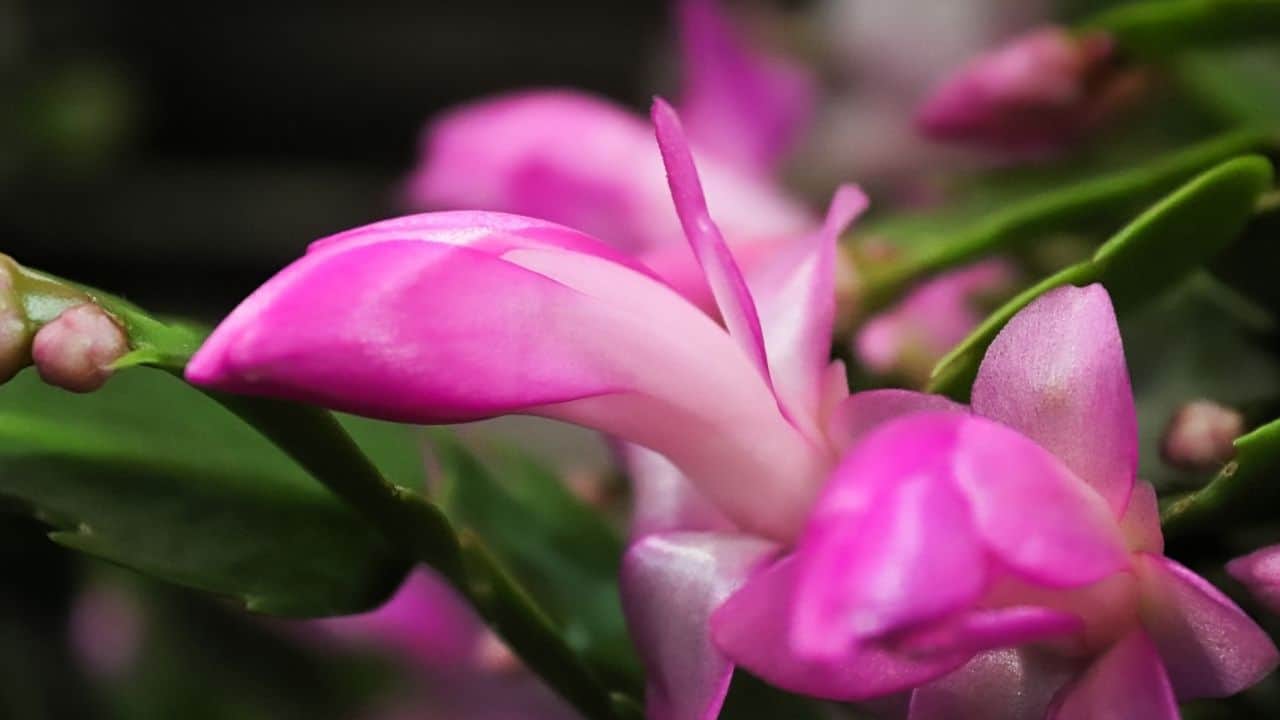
[
  {"xmin": 69, "ymin": 583, "xmax": 145, "ymax": 680},
  {"xmin": 855, "ymin": 259, "xmax": 1014, "ymax": 383},
  {"xmin": 307, "ymin": 570, "xmax": 576, "ymax": 720},
  {"xmin": 403, "ymin": 0, "xmax": 818, "ymax": 310},
  {"xmin": 1161, "ymin": 399, "xmax": 1245, "ymax": 471},
  {"xmin": 189, "ymin": 99, "xmax": 870, "ymax": 719},
  {"xmin": 916, "ymin": 26, "xmax": 1144, "ymax": 154},
  {"xmin": 1229, "ymin": 546, "xmax": 1280, "ymax": 616},
  {"xmin": 756, "ymin": 284, "xmax": 1277, "ymax": 718}
]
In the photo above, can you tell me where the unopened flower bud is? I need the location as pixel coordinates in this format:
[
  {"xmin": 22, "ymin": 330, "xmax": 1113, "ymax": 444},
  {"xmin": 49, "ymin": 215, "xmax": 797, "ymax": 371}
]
[
  {"xmin": 915, "ymin": 26, "xmax": 1144, "ymax": 154},
  {"xmin": 33, "ymin": 304, "xmax": 129, "ymax": 393},
  {"xmin": 1160, "ymin": 400, "xmax": 1244, "ymax": 471},
  {"xmin": 0, "ymin": 266, "xmax": 31, "ymax": 384}
]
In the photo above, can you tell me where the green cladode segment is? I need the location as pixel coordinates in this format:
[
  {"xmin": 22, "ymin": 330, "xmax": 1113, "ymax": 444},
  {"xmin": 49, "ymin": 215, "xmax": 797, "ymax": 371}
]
[
  {"xmin": 854, "ymin": 130, "xmax": 1276, "ymax": 313},
  {"xmin": 1163, "ymin": 418, "xmax": 1280, "ymax": 541},
  {"xmin": 927, "ymin": 155, "xmax": 1274, "ymax": 400},
  {"xmin": 1083, "ymin": 0, "xmax": 1280, "ymax": 59}
]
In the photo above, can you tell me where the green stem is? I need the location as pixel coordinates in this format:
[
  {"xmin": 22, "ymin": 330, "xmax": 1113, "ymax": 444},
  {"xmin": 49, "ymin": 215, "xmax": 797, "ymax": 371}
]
[
  {"xmin": 1083, "ymin": 0, "xmax": 1280, "ymax": 59},
  {"xmin": 856, "ymin": 130, "xmax": 1274, "ymax": 313},
  {"xmin": 211, "ymin": 393, "xmax": 626, "ymax": 720}
]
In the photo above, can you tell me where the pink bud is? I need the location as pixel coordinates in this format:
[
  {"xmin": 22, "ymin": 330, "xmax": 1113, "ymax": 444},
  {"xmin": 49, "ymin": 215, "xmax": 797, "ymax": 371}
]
[
  {"xmin": 32, "ymin": 304, "xmax": 128, "ymax": 393},
  {"xmin": 1160, "ymin": 400, "xmax": 1244, "ymax": 471},
  {"xmin": 69, "ymin": 584, "xmax": 145, "ymax": 680},
  {"xmin": 915, "ymin": 26, "xmax": 1143, "ymax": 154}
]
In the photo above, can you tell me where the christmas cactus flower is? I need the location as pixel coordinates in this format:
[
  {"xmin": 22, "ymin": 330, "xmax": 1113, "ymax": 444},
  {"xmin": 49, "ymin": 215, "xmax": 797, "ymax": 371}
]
[
  {"xmin": 915, "ymin": 26, "xmax": 1143, "ymax": 154},
  {"xmin": 765, "ymin": 284, "xmax": 1278, "ymax": 718},
  {"xmin": 403, "ymin": 0, "xmax": 817, "ymax": 310},
  {"xmin": 187, "ymin": 98, "xmax": 878, "ymax": 718}
]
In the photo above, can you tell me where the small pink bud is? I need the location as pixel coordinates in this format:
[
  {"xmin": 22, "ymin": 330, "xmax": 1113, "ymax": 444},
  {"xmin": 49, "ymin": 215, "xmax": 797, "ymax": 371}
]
[
  {"xmin": 916, "ymin": 26, "xmax": 1143, "ymax": 154},
  {"xmin": 32, "ymin": 303, "xmax": 128, "ymax": 393},
  {"xmin": 1160, "ymin": 400, "xmax": 1244, "ymax": 471},
  {"xmin": 0, "ymin": 267, "xmax": 31, "ymax": 383},
  {"xmin": 69, "ymin": 584, "xmax": 145, "ymax": 680}
]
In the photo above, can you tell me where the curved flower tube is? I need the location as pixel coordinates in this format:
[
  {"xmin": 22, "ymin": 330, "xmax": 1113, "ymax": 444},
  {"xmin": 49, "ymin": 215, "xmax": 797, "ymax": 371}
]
[{"xmin": 757, "ymin": 284, "xmax": 1278, "ymax": 718}]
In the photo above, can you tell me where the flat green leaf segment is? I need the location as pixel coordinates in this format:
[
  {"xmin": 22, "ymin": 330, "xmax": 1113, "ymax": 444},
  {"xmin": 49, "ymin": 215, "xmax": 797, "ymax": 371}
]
[
  {"xmin": 1162, "ymin": 417, "xmax": 1280, "ymax": 538},
  {"xmin": 0, "ymin": 367, "xmax": 419, "ymax": 616},
  {"xmin": 431, "ymin": 432, "xmax": 642, "ymax": 691},
  {"xmin": 855, "ymin": 131, "xmax": 1273, "ymax": 312},
  {"xmin": 928, "ymin": 155, "xmax": 1274, "ymax": 399},
  {"xmin": 1085, "ymin": 0, "xmax": 1280, "ymax": 59}
]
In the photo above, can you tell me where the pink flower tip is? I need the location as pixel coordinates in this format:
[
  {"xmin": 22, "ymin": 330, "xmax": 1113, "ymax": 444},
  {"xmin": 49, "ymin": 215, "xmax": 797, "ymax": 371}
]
[
  {"xmin": 33, "ymin": 304, "xmax": 129, "ymax": 393},
  {"xmin": 915, "ymin": 26, "xmax": 1139, "ymax": 154},
  {"xmin": 1228, "ymin": 545, "xmax": 1280, "ymax": 616}
]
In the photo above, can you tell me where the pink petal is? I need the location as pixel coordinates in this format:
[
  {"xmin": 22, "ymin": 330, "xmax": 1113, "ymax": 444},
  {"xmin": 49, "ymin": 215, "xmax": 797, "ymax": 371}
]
[
  {"xmin": 1136, "ymin": 553, "xmax": 1279, "ymax": 699},
  {"xmin": 747, "ymin": 185, "xmax": 867, "ymax": 433},
  {"xmin": 1227, "ymin": 544, "xmax": 1280, "ymax": 615},
  {"xmin": 676, "ymin": 0, "xmax": 816, "ymax": 170},
  {"xmin": 901, "ymin": 607, "xmax": 1082, "ymax": 658},
  {"xmin": 1047, "ymin": 629, "xmax": 1178, "ymax": 720},
  {"xmin": 951, "ymin": 414, "xmax": 1130, "ymax": 587},
  {"xmin": 1119, "ymin": 480, "xmax": 1163, "ymax": 554},
  {"xmin": 402, "ymin": 90, "xmax": 812, "ymax": 304},
  {"xmin": 825, "ymin": 388, "xmax": 966, "ymax": 452},
  {"xmin": 620, "ymin": 532, "xmax": 777, "ymax": 720},
  {"xmin": 651, "ymin": 98, "xmax": 772, "ymax": 389},
  {"xmin": 794, "ymin": 412, "xmax": 1127, "ymax": 655},
  {"xmin": 187, "ymin": 213, "xmax": 823, "ymax": 540},
  {"xmin": 972, "ymin": 283, "xmax": 1137, "ymax": 517},
  {"xmin": 713, "ymin": 554, "xmax": 967, "ymax": 701},
  {"xmin": 621, "ymin": 443, "xmax": 734, "ymax": 539},
  {"xmin": 908, "ymin": 648, "xmax": 1076, "ymax": 720}
]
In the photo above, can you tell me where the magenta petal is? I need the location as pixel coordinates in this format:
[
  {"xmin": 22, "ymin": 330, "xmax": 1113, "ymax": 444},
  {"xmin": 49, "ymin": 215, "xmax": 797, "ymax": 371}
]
[
  {"xmin": 951, "ymin": 415, "xmax": 1129, "ymax": 587},
  {"xmin": 652, "ymin": 98, "xmax": 772, "ymax": 389},
  {"xmin": 1048, "ymin": 629, "xmax": 1178, "ymax": 720},
  {"xmin": 825, "ymin": 388, "xmax": 966, "ymax": 452},
  {"xmin": 1227, "ymin": 544, "xmax": 1280, "ymax": 615},
  {"xmin": 621, "ymin": 443, "xmax": 735, "ymax": 539},
  {"xmin": 713, "ymin": 554, "xmax": 966, "ymax": 701},
  {"xmin": 676, "ymin": 0, "xmax": 816, "ymax": 170},
  {"xmin": 188, "ymin": 214, "xmax": 822, "ymax": 540},
  {"xmin": 1119, "ymin": 480, "xmax": 1163, "ymax": 554},
  {"xmin": 1136, "ymin": 553, "xmax": 1279, "ymax": 699},
  {"xmin": 621, "ymin": 532, "xmax": 777, "ymax": 720},
  {"xmin": 792, "ymin": 424, "xmax": 987, "ymax": 658},
  {"xmin": 908, "ymin": 648, "xmax": 1076, "ymax": 720},
  {"xmin": 972, "ymin": 283, "xmax": 1137, "ymax": 516},
  {"xmin": 747, "ymin": 185, "xmax": 867, "ymax": 430},
  {"xmin": 901, "ymin": 607, "xmax": 1082, "ymax": 658}
]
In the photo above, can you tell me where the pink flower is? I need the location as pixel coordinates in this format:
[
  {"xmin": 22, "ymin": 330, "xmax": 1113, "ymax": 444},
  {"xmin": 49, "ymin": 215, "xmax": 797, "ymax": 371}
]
[
  {"xmin": 756, "ymin": 284, "xmax": 1278, "ymax": 718},
  {"xmin": 305, "ymin": 570, "xmax": 576, "ymax": 720},
  {"xmin": 1228, "ymin": 546, "xmax": 1280, "ymax": 616},
  {"xmin": 402, "ymin": 0, "xmax": 817, "ymax": 310},
  {"xmin": 855, "ymin": 259, "xmax": 1014, "ymax": 383},
  {"xmin": 188, "ymin": 98, "xmax": 871, "ymax": 718},
  {"xmin": 915, "ymin": 26, "xmax": 1143, "ymax": 154}
]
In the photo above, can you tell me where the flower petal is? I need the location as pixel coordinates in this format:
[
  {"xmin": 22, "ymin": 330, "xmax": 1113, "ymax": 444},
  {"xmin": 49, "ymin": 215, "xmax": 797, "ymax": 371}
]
[
  {"xmin": 908, "ymin": 648, "xmax": 1076, "ymax": 720},
  {"xmin": 1135, "ymin": 553, "xmax": 1279, "ymax": 699},
  {"xmin": 825, "ymin": 388, "xmax": 966, "ymax": 451},
  {"xmin": 971, "ymin": 283, "xmax": 1137, "ymax": 516},
  {"xmin": 676, "ymin": 0, "xmax": 816, "ymax": 170},
  {"xmin": 1227, "ymin": 544, "xmax": 1280, "ymax": 615},
  {"xmin": 1119, "ymin": 480, "xmax": 1163, "ymax": 554},
  {"xmin": 652, "ymin": 97, "xmax": 772, "ymax": 389},
  {"xmin": 713, "ymin": 554, "xmax": 966, "ymax": 701},
  {"xmin": 620, "ymin": 532, "xmax": 777, "ymax": 720},
  {"xmin": 1047, "ymin": 629, "xmax": 1178, "ymax": 720},
  {"xmin": 187, "ymin": 214, "xmax": 822, "ymax": 540},
  {"xmin": 621, "ymin": 443, "xmax": 734, "ymax": 539},
  {"xmin": 402, "ymin": 90, "xmax": 812, "ymax": 305},
  {"xmin": 747, "ymin": 185, "xmax": 867, "ymax": 430}
]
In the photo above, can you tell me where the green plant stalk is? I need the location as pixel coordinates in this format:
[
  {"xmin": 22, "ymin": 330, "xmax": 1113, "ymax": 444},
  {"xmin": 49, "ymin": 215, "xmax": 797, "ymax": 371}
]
[
  {"xmin": 1083, "ymin": 0, "xmax": 1280, "ymax": 59},
  {"xmin": 210, "ymin": 392, "xmax": 629, "ymax": 720},
  {"xmin": 856, "ymin": 130, "xmax": 1274, "ymax": 314}
]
